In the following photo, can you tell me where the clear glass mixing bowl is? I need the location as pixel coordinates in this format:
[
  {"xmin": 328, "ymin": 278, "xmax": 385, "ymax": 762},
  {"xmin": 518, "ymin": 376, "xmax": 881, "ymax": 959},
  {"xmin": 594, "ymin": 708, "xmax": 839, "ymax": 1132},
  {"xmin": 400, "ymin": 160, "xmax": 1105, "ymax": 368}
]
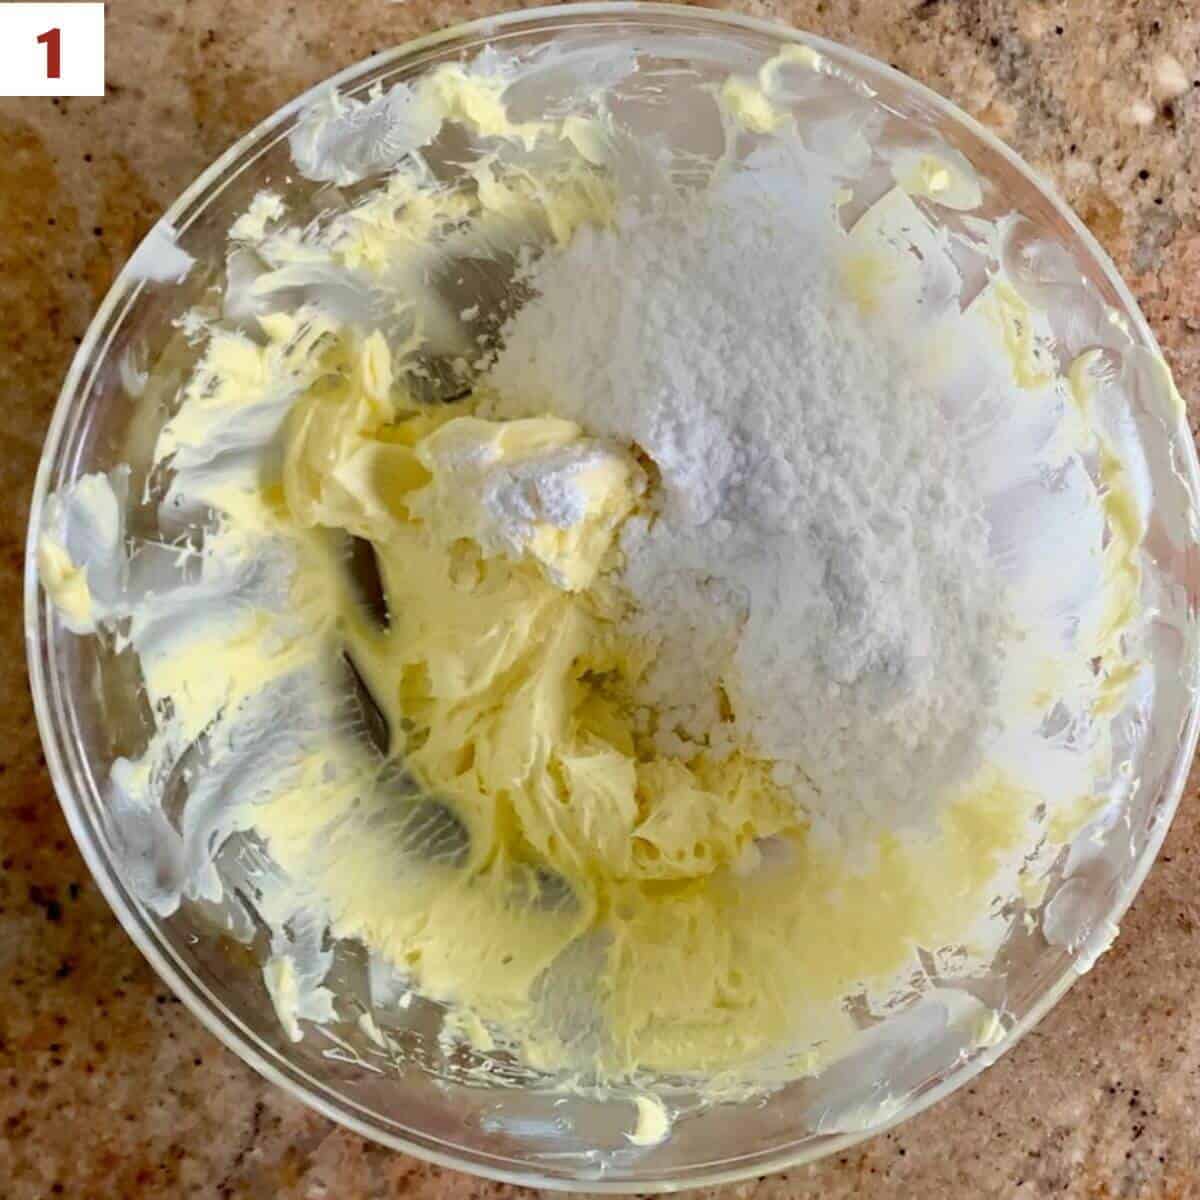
[{"xmin": 24, "ymin": 3, "xmax": 1200, "ymax": 1189}]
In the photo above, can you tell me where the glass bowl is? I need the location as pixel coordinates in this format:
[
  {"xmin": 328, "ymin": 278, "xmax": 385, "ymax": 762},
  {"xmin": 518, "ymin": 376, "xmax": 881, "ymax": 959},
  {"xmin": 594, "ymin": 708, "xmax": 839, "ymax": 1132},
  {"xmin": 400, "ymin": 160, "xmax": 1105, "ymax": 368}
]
[{"xmin": 24, "ymin": 2, "xmax": 1200, "ymax": 1189}]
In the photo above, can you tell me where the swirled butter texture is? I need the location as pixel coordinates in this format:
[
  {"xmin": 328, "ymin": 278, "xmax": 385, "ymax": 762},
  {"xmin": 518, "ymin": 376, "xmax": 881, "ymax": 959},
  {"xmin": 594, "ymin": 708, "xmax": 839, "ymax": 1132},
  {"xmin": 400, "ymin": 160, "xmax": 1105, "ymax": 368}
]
[{"xmin": 39, "ymin": 42, "xmax": 1177, "ymax": 1111}]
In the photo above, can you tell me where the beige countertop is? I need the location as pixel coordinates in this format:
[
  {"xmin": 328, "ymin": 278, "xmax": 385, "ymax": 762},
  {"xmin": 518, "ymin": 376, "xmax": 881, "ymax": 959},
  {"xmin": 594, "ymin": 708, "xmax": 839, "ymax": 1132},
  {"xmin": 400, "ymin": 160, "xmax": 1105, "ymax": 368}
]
[{"xmin": 2, "ymin": 1, "xmax": 1199, "ymax": 1196}]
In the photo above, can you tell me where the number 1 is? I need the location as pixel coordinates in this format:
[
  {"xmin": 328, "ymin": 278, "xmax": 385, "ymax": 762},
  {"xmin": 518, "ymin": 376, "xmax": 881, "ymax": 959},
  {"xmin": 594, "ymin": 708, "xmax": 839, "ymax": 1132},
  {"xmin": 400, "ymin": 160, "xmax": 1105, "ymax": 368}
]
[{"xmin": 37, "ymin": 27, "xmax": 62, "ymax": 79}]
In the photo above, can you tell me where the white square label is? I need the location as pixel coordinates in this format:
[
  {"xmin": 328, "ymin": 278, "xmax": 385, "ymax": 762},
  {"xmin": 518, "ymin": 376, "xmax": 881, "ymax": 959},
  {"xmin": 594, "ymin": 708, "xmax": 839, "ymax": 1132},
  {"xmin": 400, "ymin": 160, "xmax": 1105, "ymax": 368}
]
[{"xmin": 0, "ymin": 4, "xmax": 105, "ymax": 96}]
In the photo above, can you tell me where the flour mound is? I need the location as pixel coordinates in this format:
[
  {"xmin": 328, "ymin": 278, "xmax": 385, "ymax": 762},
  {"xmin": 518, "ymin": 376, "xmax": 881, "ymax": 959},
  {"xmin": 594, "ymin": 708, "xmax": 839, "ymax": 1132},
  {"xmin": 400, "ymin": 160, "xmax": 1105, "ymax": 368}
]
[{"xmin": 486, "ymin": 181, "xmax": 1001, "ymax": 837}]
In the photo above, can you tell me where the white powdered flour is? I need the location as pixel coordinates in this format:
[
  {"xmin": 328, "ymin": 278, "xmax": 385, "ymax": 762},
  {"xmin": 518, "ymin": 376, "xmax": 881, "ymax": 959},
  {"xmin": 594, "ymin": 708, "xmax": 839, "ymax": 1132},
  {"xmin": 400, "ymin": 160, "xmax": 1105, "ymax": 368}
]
[{"xmin": 486, "ymin": 181, "xmax": 1002, "ymax": 838}]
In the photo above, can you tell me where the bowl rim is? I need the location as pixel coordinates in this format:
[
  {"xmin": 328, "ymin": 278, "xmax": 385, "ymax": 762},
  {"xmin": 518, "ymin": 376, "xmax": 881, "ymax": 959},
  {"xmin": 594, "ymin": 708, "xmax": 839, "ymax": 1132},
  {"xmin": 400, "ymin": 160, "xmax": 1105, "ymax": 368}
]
[{"xmin": 23, "ymin": 2, "xmax": 1200, "ymax": 1190}]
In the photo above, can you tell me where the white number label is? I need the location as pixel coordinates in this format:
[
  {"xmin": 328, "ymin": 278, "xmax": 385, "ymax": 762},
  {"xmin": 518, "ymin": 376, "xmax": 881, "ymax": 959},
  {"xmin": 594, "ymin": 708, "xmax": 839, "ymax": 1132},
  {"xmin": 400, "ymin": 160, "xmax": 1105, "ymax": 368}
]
[{"xmin": 0, "ymin": 4, "xmax": 104, "ymax": 97}]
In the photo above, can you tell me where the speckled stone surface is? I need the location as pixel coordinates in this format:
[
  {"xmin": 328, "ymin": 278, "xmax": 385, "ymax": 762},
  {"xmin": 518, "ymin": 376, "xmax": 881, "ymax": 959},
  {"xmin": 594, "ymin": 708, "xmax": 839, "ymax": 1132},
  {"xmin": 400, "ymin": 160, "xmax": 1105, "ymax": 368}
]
[{"xmin": 1, "ymin": 1, "xmax": 1199, "ymax": 1196}]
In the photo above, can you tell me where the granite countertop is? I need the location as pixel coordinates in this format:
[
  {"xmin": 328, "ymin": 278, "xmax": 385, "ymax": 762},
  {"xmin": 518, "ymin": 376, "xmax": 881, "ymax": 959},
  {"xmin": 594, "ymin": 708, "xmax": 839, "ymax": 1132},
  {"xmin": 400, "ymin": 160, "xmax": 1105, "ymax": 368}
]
[{"xmin": 2, "ymin": 1, "xmax": 1198, "ymax": 1196}]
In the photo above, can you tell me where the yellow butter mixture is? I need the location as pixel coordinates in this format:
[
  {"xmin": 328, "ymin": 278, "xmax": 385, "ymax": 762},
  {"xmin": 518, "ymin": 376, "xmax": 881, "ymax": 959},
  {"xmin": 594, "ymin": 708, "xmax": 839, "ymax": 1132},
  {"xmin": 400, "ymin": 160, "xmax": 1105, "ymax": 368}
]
[{"xmin": 239, "ymin": 321, "xmax": 1038, "ymax": 1075}]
